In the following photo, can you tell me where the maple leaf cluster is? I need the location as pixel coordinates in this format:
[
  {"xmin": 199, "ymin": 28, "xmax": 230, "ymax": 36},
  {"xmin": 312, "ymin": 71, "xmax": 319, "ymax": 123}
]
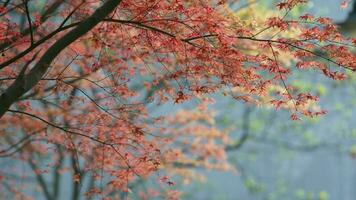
[{"xmin": 0, "ymin": 0, "xmax": 355, "ymax": 199}]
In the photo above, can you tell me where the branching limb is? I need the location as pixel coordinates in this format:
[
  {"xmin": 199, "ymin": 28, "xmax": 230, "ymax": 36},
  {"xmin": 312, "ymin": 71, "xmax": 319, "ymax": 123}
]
[{"xmin": 0, "ymin": 0, "xmax": 122, "ymax": 119}]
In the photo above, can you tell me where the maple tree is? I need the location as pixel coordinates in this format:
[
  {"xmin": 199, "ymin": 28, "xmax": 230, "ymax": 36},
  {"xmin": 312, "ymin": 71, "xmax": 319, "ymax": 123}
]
[{"xmin": 0, "ymin": 0, "xmax": 355, "ymax": 199}]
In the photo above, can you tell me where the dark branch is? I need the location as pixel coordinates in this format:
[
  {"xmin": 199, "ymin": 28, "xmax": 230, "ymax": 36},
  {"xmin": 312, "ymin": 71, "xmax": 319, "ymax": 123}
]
[
  {"xmin": 23, "ymin": 0, "xmax": 34, "ymax": 45},
  {"xmin": 0, "ymin": 0, "xmax": 122, "ymax": 119}
]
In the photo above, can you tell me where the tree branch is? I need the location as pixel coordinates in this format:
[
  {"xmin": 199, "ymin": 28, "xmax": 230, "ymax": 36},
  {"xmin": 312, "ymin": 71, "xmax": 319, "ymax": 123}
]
[
  {"xmin": 0, "ymin": 0, "xmax": 63, "ymax": 51},
  {"xmin": 225, "ymin": 106, "xmax": 252, "ymax": 151},
  {"xmin": 23, "ymin": 0, "xmax": 34, "ymax": 45},
  {"xmin": 0, "ymin": 0, "xmax": 122, "ymax": 119},
  {"xmin": 28, "ymin": 157, "xmax": 53, "ymax": 200}
]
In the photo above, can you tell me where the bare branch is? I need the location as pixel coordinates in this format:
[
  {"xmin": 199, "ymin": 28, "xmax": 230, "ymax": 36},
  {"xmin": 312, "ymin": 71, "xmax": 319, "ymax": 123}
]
[{"xmin": 23, "ymin": 0, "xmax": 34, "ymax": 45}]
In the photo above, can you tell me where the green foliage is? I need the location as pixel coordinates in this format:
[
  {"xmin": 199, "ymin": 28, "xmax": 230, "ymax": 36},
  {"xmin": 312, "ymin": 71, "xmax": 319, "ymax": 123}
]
[{"xmin": 244, "ymin": 177, "xmax": 265, "ymax": 194}]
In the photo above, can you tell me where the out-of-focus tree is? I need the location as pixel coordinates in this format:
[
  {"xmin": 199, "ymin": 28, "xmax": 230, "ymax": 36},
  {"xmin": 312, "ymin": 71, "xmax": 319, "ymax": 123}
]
[{"xmin": 339, "ymin": 1, "xmax": 356, "ymax": 36}]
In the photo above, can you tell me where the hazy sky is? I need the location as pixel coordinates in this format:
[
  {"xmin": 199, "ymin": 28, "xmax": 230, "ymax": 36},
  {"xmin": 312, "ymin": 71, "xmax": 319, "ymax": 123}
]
[{"xmin": 311, "ymin": 0, "xmax": 354, "ymax": 22}]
